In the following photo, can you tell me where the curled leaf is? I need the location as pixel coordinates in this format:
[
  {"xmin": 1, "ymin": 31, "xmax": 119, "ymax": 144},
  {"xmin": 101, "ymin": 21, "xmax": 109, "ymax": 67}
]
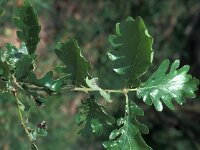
[
  {"xmin": 86, "ymin": 77, "xmax": 112, "ymax": 103},
  {"xmin": 108, "ymin": 16, "xmax": 154, "ymax": 87}
]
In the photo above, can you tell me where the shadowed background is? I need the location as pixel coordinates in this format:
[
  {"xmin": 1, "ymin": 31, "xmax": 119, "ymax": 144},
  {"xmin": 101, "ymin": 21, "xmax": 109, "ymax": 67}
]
[{"xmin": 0, "ymin": 0, "xmax": 200, "ymax": 150}]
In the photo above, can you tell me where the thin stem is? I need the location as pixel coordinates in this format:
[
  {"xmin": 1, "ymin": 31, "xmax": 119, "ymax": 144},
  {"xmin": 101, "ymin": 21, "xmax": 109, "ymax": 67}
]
[
  {"xmin": 11, "ymin": 75, "xmax": 37, "ymax": 148},
  {"xmin": 13, "ymin": 91, "xmax": 33, "ymax": 144},
  {"xmin": 73, "ymin": 87, "xmax": 138, "ymax": 93},
  {"xmin": 12, "ymin": 76, "xmax": 29, "ymax": 136},
  {"xmin": 123, "ymin": 92, "xmax": 129, "ymax": 116}
]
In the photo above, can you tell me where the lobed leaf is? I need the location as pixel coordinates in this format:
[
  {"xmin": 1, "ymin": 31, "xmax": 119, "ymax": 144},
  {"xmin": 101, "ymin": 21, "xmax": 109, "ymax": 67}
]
[
  {"xmin": 1, "ymin": 43, "xmax": 28, "ymax": 69},
  {"xmin": 55, "ymin": 39, "xmax": 91, "ymax": 86},
  {"xmin": 25, "ymin": 71, "xmax": 68, "ymax": 92},
  {"xmin": 14, "ymin": 55, "xmax": 34, "ymax": 80},
  {"xmin": 108, "ymin": 16, "xmax": 154, "ymax": 87},
  {"xmin": 103, "ymin": 101, "xmax": 152, "ymax": 150},
  {"xmin": 76, "ymin": 97, "xmax": 115, "ymax": 137},
  {"xmin": 0, "ymin": 56, "xmax": 10, "ymax": 78},
  {"xmin": 13, "ymin": 1, "xmax": 41, "ymax": 54},
  {"xmin": 137, "ymin": 59, "xmax": 199, "ymax": 111}
]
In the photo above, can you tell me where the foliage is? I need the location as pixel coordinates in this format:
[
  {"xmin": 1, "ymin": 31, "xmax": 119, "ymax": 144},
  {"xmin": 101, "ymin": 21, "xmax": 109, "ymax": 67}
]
[
  {"xmin": 13, "ymin": 1, "xmax": 41, "ymax": 54},
  {"xmin": 55, "ymin": 39, "xmax": 91, "ymax": 86},
  {"xmin": 76, "ymin": 96, "xmax": 115, "ymax": 137},
  {"xmin": 137, "ymin": 59, "xmax": 199, "ymax": 111},
  {"xmin": 0, "ymin": 1, "xmax": 199, "ymax": 150},
  {"xmin": 103, "ymin": 99, "xmax": 152, "ymax": 150},
  {"xmin": 107, "ymin": 16, "xmax": 153, "ymax": 87}
]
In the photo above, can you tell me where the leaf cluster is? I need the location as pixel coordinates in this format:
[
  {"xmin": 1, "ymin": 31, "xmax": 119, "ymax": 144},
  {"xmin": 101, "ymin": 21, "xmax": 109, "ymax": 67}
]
[{"xmin": 0, "ymin": 1, "xmax": 199, "ymax": 150}]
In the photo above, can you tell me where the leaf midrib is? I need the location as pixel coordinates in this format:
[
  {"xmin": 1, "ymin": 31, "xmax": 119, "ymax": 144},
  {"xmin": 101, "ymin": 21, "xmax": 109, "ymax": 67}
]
[{"xmin": 126, "ymin": 22, "xmax": 141, "ymax": 87}]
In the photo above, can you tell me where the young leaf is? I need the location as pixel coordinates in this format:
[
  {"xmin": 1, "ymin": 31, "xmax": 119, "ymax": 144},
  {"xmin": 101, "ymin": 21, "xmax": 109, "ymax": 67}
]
[
  {"xmin": 13, "ymin": 1, "xmax": 41, "ymax": 54},
  {"xmin": 36, "ymin": 128, "xmax": 48, "ymax": 137},
  {"xmin": 103, "ymin": 101, "xmax": 152, "ymax": 150},
  {"xmin": 108, "ymin": 16, "xmax": 153, "ymax": 87},
  {"xmin": 76, "ymin": 97, "xmax": 115, "ymax": 137},
  {"xmin": 55, "ymin": 39, "xmax": 91, "ymax": 86},
  {"xmin": 137, "ymin": 59, "xmax": 199, "ymax": 111},
  {"xmin": 86, "ymin": 77, "xmax": 112, "ymax": 103}
]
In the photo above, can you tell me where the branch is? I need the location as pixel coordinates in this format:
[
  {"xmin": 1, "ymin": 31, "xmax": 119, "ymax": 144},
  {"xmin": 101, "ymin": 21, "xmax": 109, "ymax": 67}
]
[
  {"xmin": 73, "ymin": 87, "xmax": 138, "ymax": 93},
  {"xmin": 13, "ymin": 91, "xmax": 36, "ymax": 145}
]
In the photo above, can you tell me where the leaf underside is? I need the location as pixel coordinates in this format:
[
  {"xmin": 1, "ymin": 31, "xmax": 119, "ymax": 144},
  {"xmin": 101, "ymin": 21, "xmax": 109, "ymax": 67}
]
[
  {"xmin": 55, "ymin": 39, "xmax": 91, "ymax": 86},
  {"xmin": 137, "ymin": 59, "xmax": 199, "ymax": 111},
  {"xmin": 86, "ymin": 77, "xmax": 112, "ymax": 103},
  {"xmin": 76, "ymin": 97, "xmax": 115, "ymax": 137},
  {"xmin": 108, "ymin": 16, "xmax": 154, "ymax": 88}
]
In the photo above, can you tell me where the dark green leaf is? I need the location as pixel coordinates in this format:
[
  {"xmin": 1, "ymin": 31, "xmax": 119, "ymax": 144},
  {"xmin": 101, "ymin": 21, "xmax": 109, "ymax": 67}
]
[
  {"xmin": 25, "ymin": 71, "xmax": 68, "ymax": 92},
  {"xmin": 86, "ymin": 77, "xmax": 112, "ymax": 103},
  {"xmin": 108, "ymin": 16, "xmax": 153, "ymax": 87},
  {"xmin": 14, "ymin": 55, "xmax": 34, "ymax": 80},
  {"xmin": 0, "ymin": 79, "xmax": 7, "ymax": 91},
  {"xmin": 13, "ymin": 1, "xmax": 41, "ymax": 54},
  {"xmin": 0, "ymin": 57, "xmax": 10, "ymax": 78},
  {"xmin": 76, "ymin": 97, "xmax": 115, "ymax": 137},
  {"xmin": 137, "ymin": 59, "xmax": 199, "ymax": 111},
  {"xmin": 103, "ymin": 101, "xmax": 151, "ymax": 150},
  {"xmin": 1, "ymin": 43, "xmax": 29, "ymax": 70},
  {"xmin": 0, "ymin": 9, "xmax": 4, "ymax": 16},
  {"xmin": 55, "ymin": 39, "xmax": 91, "ymax": 86}
]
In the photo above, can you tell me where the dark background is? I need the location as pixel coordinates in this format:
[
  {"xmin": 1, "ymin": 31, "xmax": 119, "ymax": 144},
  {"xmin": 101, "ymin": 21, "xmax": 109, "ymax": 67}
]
[{"xmin": 0, "ymin": 0, "xmax": 200, "ymax": 150}]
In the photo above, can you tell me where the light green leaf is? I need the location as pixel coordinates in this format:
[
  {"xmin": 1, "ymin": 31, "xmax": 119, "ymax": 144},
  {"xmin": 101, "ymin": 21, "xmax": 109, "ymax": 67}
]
[
  {"xmin": 76, "ymin": 97, "xmax": 115, "ymax": 137},
  {"xmin": 103, "ymin": 101, "xmax": 151, "ymax": 150},
  {"xmin": 108, "ymin": 16, "xmax": 153, "ymax": 87},
  {"xmin": 13, "ymin": 1, "xmax": 41, "ymax": 54},
  {"xmin": 86, "ymin": 77, "xmax": 112, "ymax": 103},
  {"xmin": 36, "ymin": 128, "xmax": 47, "ymax": 137},
  {"xmin": 30, "ymin": 130, "xmax": 37, "ymax": 141},
  {"xmin": 91, "ymin": 119, "xmax": 103, "ymax": 135},
  {"xmin": 137, "ymin": 59, "xmax": 199, "ymax": 111},
  {"xmin": 55, "ymin": 39, "xmax": 91, "ymax": 86},
  {"xmin": 0, "ymin": 79, "xmax": 7, "ymax": 91}
]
